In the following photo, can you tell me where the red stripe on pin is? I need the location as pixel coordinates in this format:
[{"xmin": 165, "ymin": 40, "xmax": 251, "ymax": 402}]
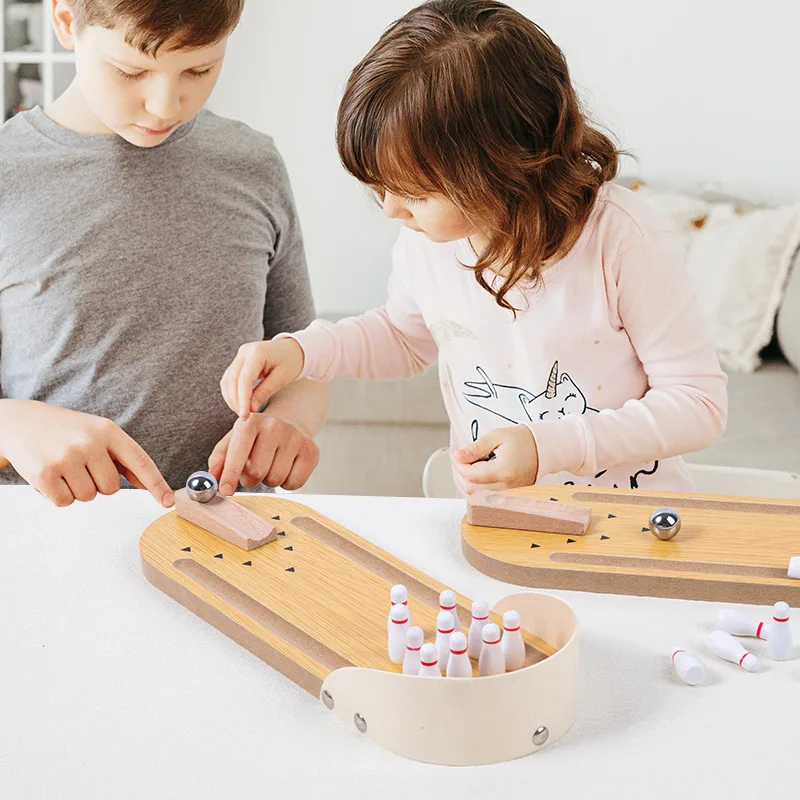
[
  {"xmin": 451, "ymin": 648, "xmax": 468, "ymax": 655},
  {"xmin": 438, "ymin": 627, "xmax": 455, "ymax": 634},
  {"xmin": 392, "ymin": 618, "xmax": 408, "ymax": 624},
  {"xmin": 774, "ymin": 616, "xmax": 789, "ymax": 623},
  {"xmin": 421, "ymin": 660, "xmax": 437, "ymax": 667},
  {"xmin": 473, "ymin": 615, "xmax": 489, "ymax": 621},
  {"xmin": 672, "ymin": 650, "xmax": 684, "ymax": 661},
  {"xmin": 407, "ymin": 646, "xmax": 421, "ymax": 652},
  {"xmin": 504, "ymin": 626, "xmax": 521, "ymax": 632},
  {"xmin": 756, "ymin": 622, "xmax": 764, "ymax": 638},
  {"xmin": 739, "ymin": 653, "xmax": 748, "ymax": 666}
]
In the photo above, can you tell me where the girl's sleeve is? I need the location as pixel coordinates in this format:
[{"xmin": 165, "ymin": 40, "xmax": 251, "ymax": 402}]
[
  {"xmin": 278, "ymin": 232, "xmax": 439, "ymax": 380},
  {"xmin": 528, "ymin": 230, "xmax": 728, "ymax": 479}
]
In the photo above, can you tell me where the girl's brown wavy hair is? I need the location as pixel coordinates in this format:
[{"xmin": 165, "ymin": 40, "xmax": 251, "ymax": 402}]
[{"xmin": 337, "ymin": 0, "xmax": 621, "ymax": 311}]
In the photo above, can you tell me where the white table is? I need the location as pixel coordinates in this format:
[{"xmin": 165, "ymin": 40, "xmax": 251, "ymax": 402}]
[{"xmin": 1, "ymin": 486, "xmax": 797, "ymax": 799}]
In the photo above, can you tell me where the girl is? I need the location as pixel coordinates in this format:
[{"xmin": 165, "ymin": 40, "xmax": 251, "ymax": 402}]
[{"xmin": 221, "ymin": 0, "xmax": 727, "ymax": 495}]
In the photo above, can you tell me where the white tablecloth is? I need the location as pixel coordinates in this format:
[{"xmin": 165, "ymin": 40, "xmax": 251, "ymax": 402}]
[{"xmin": 1, "ymin": 486, "xmax": 797, "ymax": 799}]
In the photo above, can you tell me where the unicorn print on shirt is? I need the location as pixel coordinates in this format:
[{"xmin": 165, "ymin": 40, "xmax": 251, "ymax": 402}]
[{"xmin": 462, "ymin": 361, "xmax": 659, "ymax": 489}]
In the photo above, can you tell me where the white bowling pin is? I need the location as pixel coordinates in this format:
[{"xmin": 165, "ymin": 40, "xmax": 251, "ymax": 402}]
[
  {"xmin": 436, "ymin": 611, "xmax": 455, "ymax": 673},
  {"xmin": 390, "ymin": 584, "xmax": 411, "ymax": 626},
  {"xmin": 670, "ymin": 647, "xmax": 705, "ymax": 686},
  {"xmin": 479, "ymin": 623, "xmax": 505, "ymax": 676},
  {"xmin": 446, "ymin": 632, "xmax": 472, "ymax": 678},
  {"xmin": 715, "ymin": 608, "xmax": 769, "ymax": 640},
  {"xmin": 501, "ymin": 610, "xmax": 526, "ymax": 671},
  {"xmin": 387, "ymin": 604, "xmax": 410, "ymax": 664},
  {"xmin": 468, "ymin": 600, "xmax": 490, "ymax": 659},
  {"xmin": 418, "ymin": 643, "xmax": 441, "ymax": 677},
  {"xmin": 439, "ymin": 589, "xmax": 461, "ymax": 632},
  {"xmin": 402, "ymin": 626, "xmax": 424, "ymax": 676},
  {"xmin": 707, "ymin": 630, "xmax": 761, "ymax": 672},
  {"xmin": 788, "ymin": 557, "xmax": 800, "ymax": 580},
  {"xmin": 767, "ymin": 602, "xmax": 793, "ymax": 661}
]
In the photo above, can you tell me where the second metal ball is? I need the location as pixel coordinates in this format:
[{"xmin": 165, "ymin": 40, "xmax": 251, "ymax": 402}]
[{"xmin": 649, "ymin": 507, "xmax": 681, "ymax": 540}]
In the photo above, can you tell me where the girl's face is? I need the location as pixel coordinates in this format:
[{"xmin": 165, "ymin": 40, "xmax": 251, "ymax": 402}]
[{"xmin": 382, "ymin": 191, "xmax": 477, "ymax": 243}]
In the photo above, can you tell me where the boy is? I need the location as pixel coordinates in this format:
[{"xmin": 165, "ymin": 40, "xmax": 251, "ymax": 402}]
[{"xmin": 0, "ymin": 0, "xmax": 328, "ymax": 508}]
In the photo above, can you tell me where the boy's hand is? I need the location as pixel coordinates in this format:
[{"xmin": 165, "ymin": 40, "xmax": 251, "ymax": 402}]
[
  {"xmin": 207, "ymin": 413, "xmax": 319, "ymax": 494},
  {"xmin": 220, "ymin": 339, "xmax": 305, "ymax": 420},
  {"xmin": 0, "ymin": 399, "xmax": 174, "ymax": 508},
  {"xmin": 450, "ymin": 425, "xmax": 539, "ymax": 496}
]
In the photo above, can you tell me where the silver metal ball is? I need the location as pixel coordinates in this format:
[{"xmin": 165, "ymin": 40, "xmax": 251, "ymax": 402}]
[
  {"xmin": 649, "ymin": 507, "xmax": 681, "ymax": 540},
  {"xmin": 186, "ymin": 471, "xmax": 218, "ymax": 503}
]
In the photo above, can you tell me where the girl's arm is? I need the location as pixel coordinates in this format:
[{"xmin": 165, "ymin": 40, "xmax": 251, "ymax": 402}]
[
  {"xmin": 528, "ymin": 230, "xmax": 728, "ymax": 479},
  {"xmin": 285, "ymin": 235, "xmax": 439, "ymax": 381}
]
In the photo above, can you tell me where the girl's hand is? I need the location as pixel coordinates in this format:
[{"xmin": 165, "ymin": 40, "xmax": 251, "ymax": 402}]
[
  {"xmin": 0, "ymin": 399, "xmax": 174, "ymax": 508},
  {"xmin": 450, "ymin": 425, "xmax": 539, "ymax": 495},
  {"xmin": 220, "ymin": 338, "xmax": 305, "ymax": 419},
  {"xmin": 208, "ymin": 412, "xmax": 320, "ymax": 495}
]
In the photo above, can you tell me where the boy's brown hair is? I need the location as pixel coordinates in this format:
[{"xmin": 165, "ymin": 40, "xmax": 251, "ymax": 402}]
[
  {"xmin": 69, "ymin": 0, "xmax": 244, "ymax": 55},
  {"xmin": 337, "ymin": 0, "xmax": 621, "ymax": 311}
]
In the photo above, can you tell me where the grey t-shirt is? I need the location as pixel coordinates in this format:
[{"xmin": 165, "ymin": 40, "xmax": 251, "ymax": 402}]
[{"xmin": 0, "ymin": 108, "xmax": 315, "ymax": 489}]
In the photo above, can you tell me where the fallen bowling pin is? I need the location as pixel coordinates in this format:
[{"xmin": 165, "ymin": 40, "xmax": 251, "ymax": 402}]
[
  {"xmin": 446, "ymin": 632, "xmax": 472, "ymax": 678},
  {"xmin": 468, "ymin": 599, "xmax": 490, "ymax": 659},
  {"xmin": 500, "ymin": 610, "xmax": 526, "ymax": 671},
  {"xmin": 436, "ymin": 611, "xmax": 455, "ymax": 673},
  {"xmin": 439, "ymin": 589, "xmax": 461, "ymax": 632},
  {"xmin": 707, "ymin": 630, "xmax": 761, "ymax": 672},
  {"xmin": 715, "ymin": 608, "xmax": 769, "ymax": 640},
  {"xmin": 478, "ymin": 623, "xmax": 505, "ymax": 676},
  {"xmin": 418, "ymin": 643, "xmax": 442, "ymax": 677},
  {"xmin": 670, "ymin": 647, "xmax": 705, "ymax": 686},
  {"xmin": 402, "ymin": 626, "xmax": 424, "ymax": 676},
  {"xmin": 788, "ymin": 557, "xmax": 800, "ymax": 580},
  {"xmin": 388, "ymin": 604, "xmax": 410, "ymax": 665},
  {"xmin": 767, "ymin": 602, "xmax": 793, "ymax": 661}
]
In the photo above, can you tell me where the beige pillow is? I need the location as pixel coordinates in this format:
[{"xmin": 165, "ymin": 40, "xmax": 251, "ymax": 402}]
[
  {"xmin": 776, "ymin": 247, "xmax": 800, "ymax": 373},
  {"xmin": 626, "ymin": 182, "xmax": 800, "ymax": 372}
]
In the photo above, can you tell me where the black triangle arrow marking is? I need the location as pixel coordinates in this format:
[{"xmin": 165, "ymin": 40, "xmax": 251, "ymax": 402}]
[
  {"xmin": 272, "ymin": 515, "xmax": 281, "ymax": 521},
  {"xmin": 181, "ymin": 547, "xmax": 191, "ymax": 552},
  {"xmin": 566, "ymin": 538, "xmax": 576, "ymax": 544},
  {"xmin": 214, "ymin": 553, "xmax": 224, "ymax": 559},
  {"xmin": 642, "ymin": 527, "xmax": 649, "ymax": 533},
  {"xmin": 550, "ymin": 497, "xmax": 559, "ymax": 502},
  {"xmin": 601, "ymin": 535, "xmax": 610, "ymax": 540},
  {"xmin": 607, "ymin": 514, "xmax": 616, "ymax": 519},
  {"xmin": 277, "ymin": 531, "xmax": 286, "ymax": 537},
  {"xmin": 284, "ymin": 546, "xmax": 294, "ymax": 551},
  {"xmin": 531, "ymin": 543, "xmax": 541, "ymax": 548},
  {"xmin": 285, "ymin": 567, "xmax": 295, "ymax": 573},
  {"xmin": 243, "ymin": 561, "xmax": 252, "ymax": 566}
]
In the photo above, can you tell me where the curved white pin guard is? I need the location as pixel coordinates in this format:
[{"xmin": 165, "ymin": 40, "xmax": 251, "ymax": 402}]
[{"xmin": 319, "ymin": 591, "xmax": 578, "ymax": 766}]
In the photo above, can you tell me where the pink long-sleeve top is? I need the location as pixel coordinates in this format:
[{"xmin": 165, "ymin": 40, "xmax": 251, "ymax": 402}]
[{"xmin": 284, "ymin": 183, "xmax": 728, "ymax": 491}]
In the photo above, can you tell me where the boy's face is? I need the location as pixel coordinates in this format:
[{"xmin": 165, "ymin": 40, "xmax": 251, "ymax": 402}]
[
  {"xmin": 53, "ymin": 6, "xmax": 226, "ymax": 147},
  {"xmin": 382, "ymin": 192, "xmax": 476, "ymax": 243}
]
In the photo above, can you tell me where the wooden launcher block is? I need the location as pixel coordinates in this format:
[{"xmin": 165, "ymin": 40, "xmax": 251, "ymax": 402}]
[
  {"xmin": 466, "ymin": 490, "xmax": 592, "ymax": 536},
  {"xmin": 174, "ymin": 488, "xmax": 277, "ymax": 550}
]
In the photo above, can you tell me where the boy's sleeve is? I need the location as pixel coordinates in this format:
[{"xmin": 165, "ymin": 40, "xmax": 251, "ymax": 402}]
[
  {"xmin": 279, "ymin": 231, "xmax": 439, "ymax": 380},
  {"xmin": 528, "ymin": 230, "xmax": 728, "ymax": 479},
  {"xmin": 262, "ymin": 145, "xmax": 316, "ymax": 338}
]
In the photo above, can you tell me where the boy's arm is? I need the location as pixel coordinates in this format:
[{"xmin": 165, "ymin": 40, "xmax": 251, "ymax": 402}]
[
  {"xmin": 263, "ymin": 378, "xmax": 329, "ymax": 438},
  {"xmin": 527, "ymin": 230, "xmax": 728, "ymax": 479}
]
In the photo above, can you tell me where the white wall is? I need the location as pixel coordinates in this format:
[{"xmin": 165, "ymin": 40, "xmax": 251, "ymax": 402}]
[{"xmin": 210, "ymin": 0, "xmax": 800, "ymax": 315}]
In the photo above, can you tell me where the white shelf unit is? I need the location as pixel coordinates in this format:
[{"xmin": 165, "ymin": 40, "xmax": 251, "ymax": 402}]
[{"xmin": 1, "ymin": 0, "xmax": 76, "ymax": 121}]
